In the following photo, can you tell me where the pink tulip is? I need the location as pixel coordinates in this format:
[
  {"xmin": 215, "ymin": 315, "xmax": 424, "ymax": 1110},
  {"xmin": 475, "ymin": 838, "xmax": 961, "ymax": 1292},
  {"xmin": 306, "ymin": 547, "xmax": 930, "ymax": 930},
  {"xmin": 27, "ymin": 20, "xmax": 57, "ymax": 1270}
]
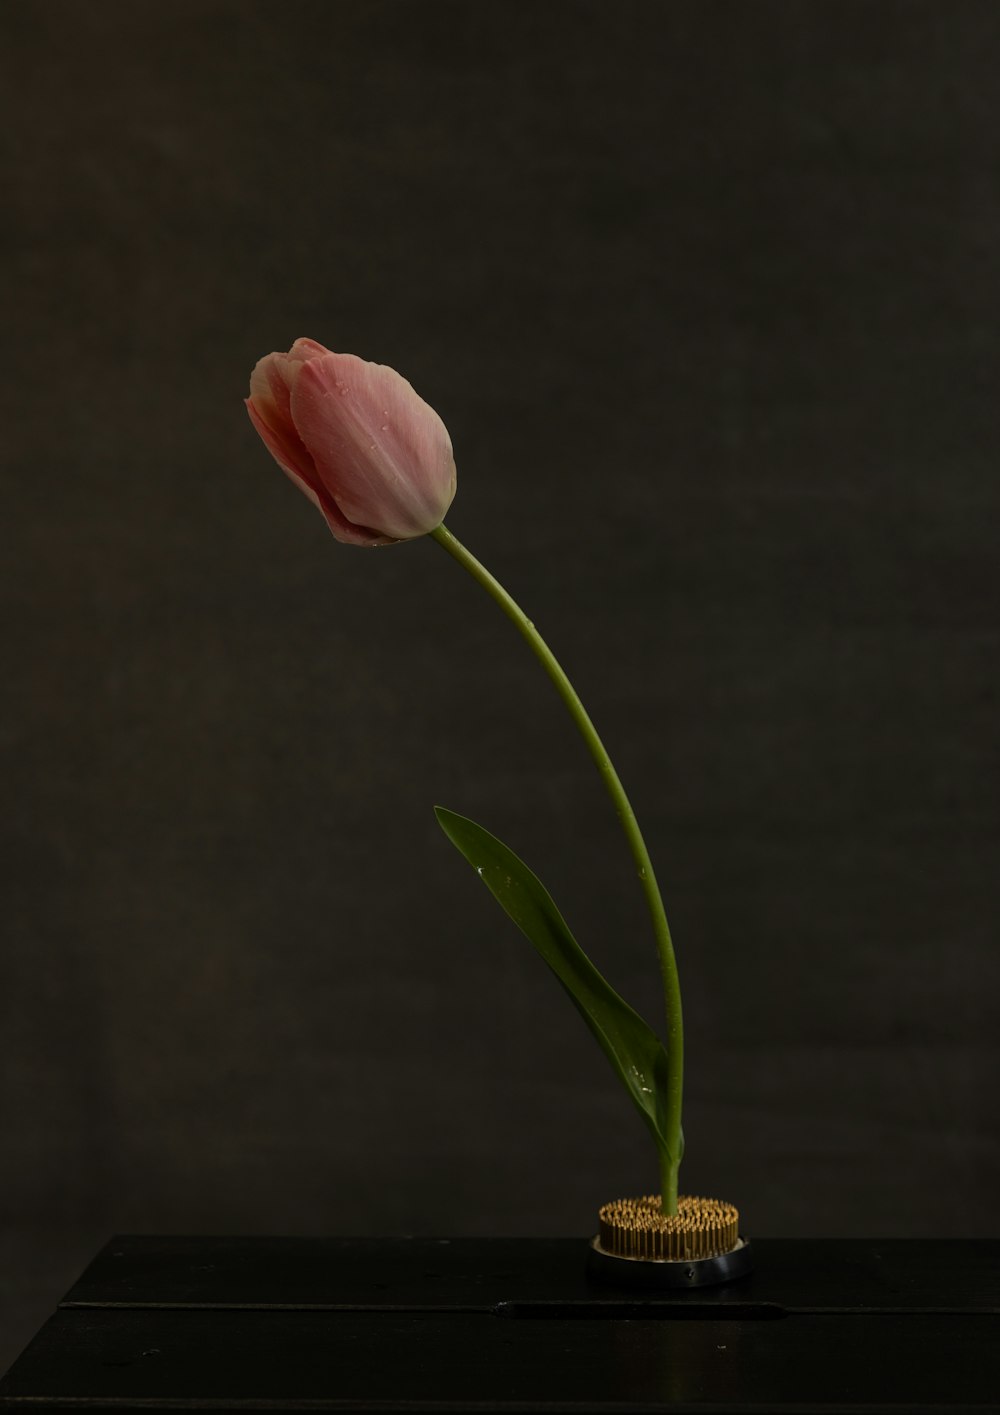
[{"xmin": 245, "ymin": 338, "xmax": 457, "ymax": 545}]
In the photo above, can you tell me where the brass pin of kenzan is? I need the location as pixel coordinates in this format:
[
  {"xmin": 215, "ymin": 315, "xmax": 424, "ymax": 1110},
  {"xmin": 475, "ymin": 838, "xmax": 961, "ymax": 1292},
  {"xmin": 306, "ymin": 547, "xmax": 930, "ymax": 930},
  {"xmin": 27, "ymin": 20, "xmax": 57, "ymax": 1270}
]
[{"xmin": 598, "ymin": 1195, "xmax": 740, "ymax": 1261}]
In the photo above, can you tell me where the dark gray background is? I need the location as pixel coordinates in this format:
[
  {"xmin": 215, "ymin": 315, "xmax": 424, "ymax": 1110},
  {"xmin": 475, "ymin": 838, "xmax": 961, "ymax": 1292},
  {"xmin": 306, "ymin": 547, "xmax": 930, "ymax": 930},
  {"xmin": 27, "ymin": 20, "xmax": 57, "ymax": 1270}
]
[{"xmin": 3, "ymin": 0, "xmax": 998, "ymax": 1372}]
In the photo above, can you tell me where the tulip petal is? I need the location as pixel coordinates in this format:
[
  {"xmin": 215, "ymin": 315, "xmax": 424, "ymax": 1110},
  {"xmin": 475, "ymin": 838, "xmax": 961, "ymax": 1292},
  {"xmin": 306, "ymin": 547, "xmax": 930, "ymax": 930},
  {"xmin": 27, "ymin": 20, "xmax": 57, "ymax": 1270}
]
[
  {"xmin": 290, "ymin": 353, "xmax": 456, "ymax": 541},
  {"xmin": 286, "ymin": 337, "xmax": 330, "ymax": 365},
  {"xmin": 245, "ymin": 388, "xmax": 316, "ymax": 490},
  {"xmin": 248, "ymin": 352, "xmax": 295, "ymax": 432},
  {"xmin": 248, "ymin": 339, "xmax": 332, "ymax": 445},
  {"xmin": 245, "ymin": 398, "xmax": 394, "ymax": 546}
]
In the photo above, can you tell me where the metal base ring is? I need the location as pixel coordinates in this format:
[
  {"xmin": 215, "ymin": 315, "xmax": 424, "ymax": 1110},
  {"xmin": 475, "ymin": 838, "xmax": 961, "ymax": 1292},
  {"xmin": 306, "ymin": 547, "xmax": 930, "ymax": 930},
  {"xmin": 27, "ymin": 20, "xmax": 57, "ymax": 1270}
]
[{"xmin": 586, "ymin": 1234, "xmax": 754, "ymax": 1289}]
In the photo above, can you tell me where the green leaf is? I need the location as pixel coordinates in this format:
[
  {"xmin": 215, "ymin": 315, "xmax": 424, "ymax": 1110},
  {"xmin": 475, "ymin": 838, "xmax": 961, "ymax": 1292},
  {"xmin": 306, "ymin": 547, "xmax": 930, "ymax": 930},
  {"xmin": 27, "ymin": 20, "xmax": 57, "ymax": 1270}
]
[{"xmin": 435, "ymin": 805, "xmax": 679, "ymax": 1164}]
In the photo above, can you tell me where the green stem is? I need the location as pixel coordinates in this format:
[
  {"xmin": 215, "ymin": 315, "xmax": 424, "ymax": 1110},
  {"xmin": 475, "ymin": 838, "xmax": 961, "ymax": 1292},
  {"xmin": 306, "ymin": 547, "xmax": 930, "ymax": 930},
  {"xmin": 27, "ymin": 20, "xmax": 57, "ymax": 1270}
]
[{"xmin": 430, "ymin": 522, "xmax": 683, "ymax": 1212}]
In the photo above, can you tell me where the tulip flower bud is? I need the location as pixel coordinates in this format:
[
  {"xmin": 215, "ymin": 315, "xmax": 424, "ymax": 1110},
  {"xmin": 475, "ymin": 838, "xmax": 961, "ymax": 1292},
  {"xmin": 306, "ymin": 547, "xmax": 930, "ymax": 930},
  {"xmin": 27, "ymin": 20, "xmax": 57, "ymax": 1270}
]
[{"xmin": 245, "ymin": 338, "xmax": 457, "ymax": 545}]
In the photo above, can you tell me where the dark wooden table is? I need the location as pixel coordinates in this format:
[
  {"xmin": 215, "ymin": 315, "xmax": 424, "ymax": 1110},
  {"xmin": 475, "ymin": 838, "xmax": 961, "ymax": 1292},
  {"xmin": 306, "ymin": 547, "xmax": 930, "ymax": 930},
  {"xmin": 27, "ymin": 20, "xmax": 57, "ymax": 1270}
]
[{"xmin": 1, "ymin": 1236, "xmax": 997, "ymax": 1412}]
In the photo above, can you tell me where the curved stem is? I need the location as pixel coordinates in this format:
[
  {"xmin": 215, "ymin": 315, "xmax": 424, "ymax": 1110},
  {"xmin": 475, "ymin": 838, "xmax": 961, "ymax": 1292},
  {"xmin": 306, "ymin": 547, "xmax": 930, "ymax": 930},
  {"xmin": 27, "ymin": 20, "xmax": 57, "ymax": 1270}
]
[{"xmin": 431, "ymin": 522, "xmax": 683, "ymax": 1212}]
